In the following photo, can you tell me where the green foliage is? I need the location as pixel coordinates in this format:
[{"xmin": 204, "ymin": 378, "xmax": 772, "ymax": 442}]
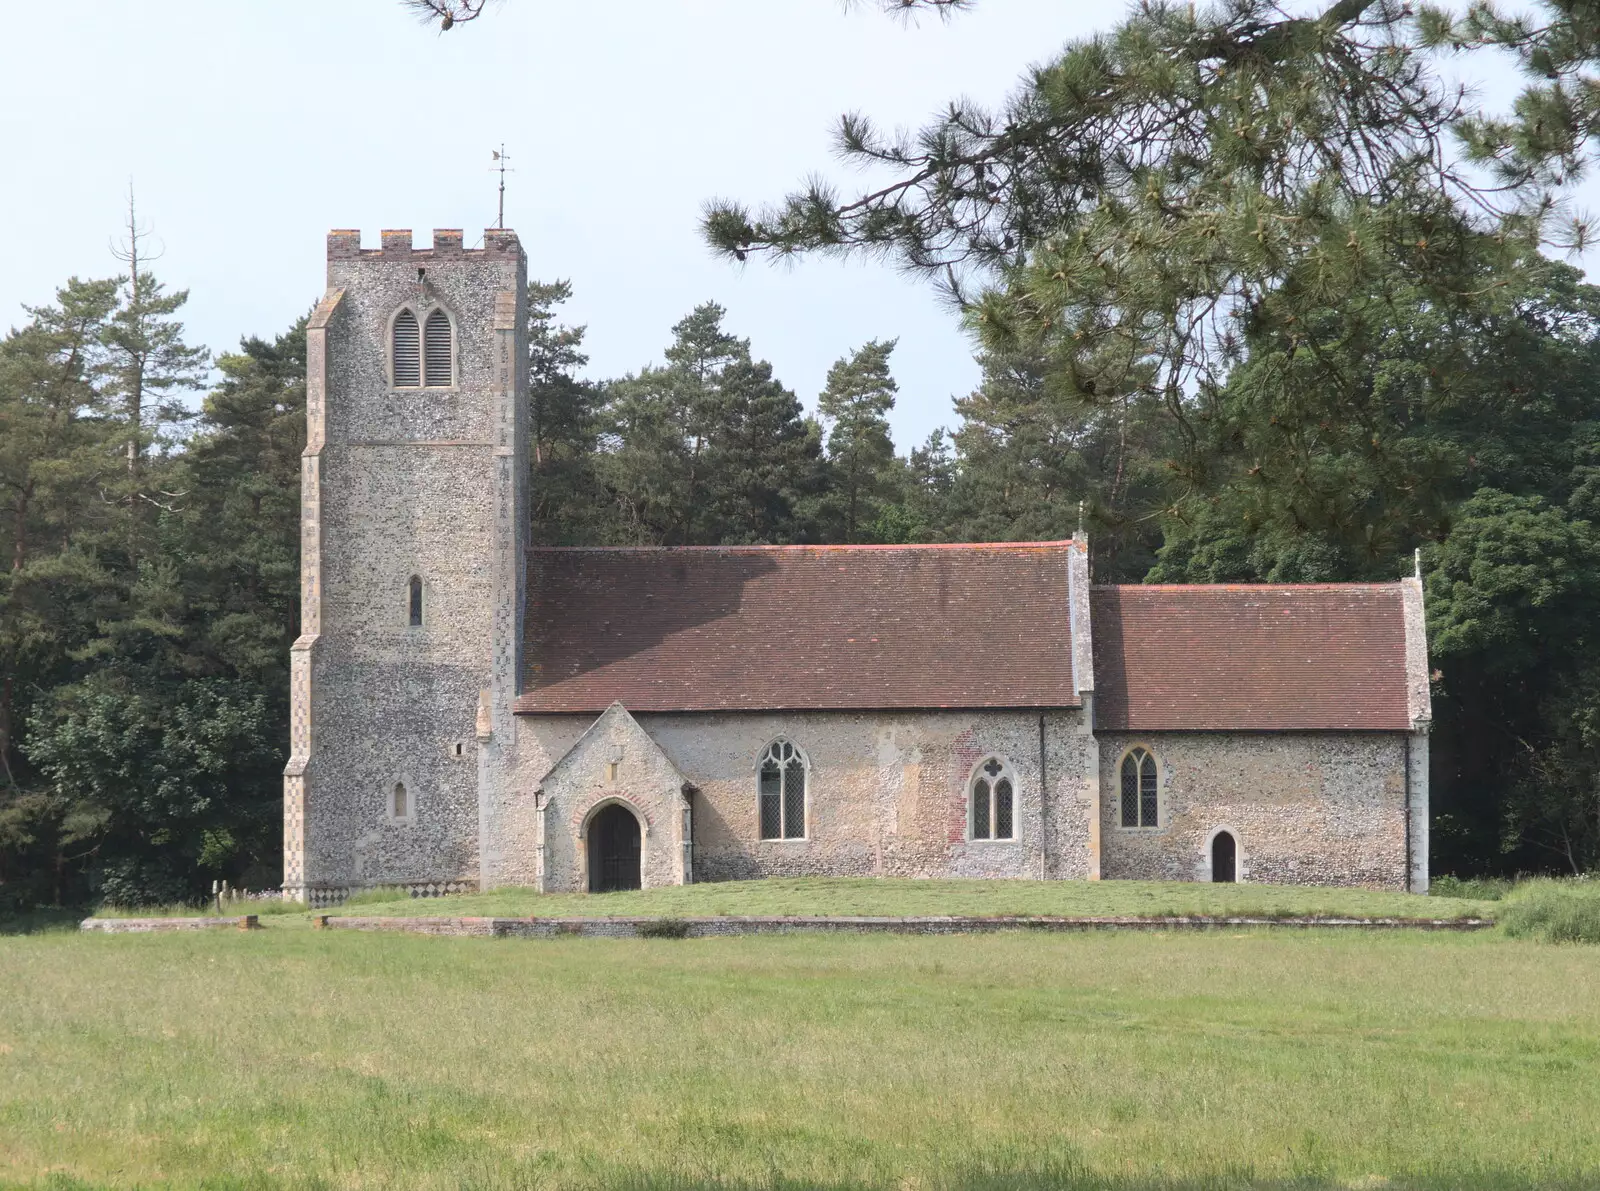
[
  {"xmin": 946, "ymin": 345, "xmax": 1174, "ymax": 579},
  {"xmin": 601, "ymin": 303, "xmax": 823, "ymax": 544},
  {"xmin": 0, "ymin": 271, "xmax": 295, "ymax": 910},
  {"xmin": 817, "ymin": 339, "xmax": 899, "ymax": 541},
  {"xmin": 1429, "ymin": 874, "xmax": 1514, "ymax": 901},
  {"xmin": 1500, "ymin": 878, "xmax": 1600, "ymax": 943},
  {"xmin": 25, "ymin": 676, "xmax": 280, "ymax": 905},
  {"xmin": 527, "ymin": 280, "xmax": 613, "ymax": 545}
]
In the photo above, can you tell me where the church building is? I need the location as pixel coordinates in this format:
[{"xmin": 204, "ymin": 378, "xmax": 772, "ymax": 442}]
[{"xmin": 282, "ymin": 228, "xmax": 1433, "ymax": 906}]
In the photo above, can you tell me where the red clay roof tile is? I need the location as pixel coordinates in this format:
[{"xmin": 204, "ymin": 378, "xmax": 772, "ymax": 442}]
[
  {"xmin": 515, "ymin": 543, "xmax": 1082, "ymax": 713},
  {"xmin": 1090, "ymin": 584, "xmax": 1411, "ymax": 731}
]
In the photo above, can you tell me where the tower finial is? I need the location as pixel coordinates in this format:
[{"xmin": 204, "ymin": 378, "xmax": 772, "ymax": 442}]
[
  {"xmin": 1077, "ymin": 499, "xmax": 1086, "ymax": 540},
  {"xmin": 491, "ymin": 145, "xmax": 513, "ymax": 230},
  {"xmin": 1414, "ymin": 546, "xmax": 1422, "ymax": 580}
]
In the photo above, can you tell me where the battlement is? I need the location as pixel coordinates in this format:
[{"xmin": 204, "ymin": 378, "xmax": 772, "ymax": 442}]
[{"xmin": 326, "ymin": 228, "xmax": 522, "ymax": 262}]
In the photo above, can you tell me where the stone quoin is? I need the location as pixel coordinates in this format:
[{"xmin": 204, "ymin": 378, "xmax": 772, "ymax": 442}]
[{"xmin": 283, "ymin": 228, "xmax": 1432, "ymax": 906}]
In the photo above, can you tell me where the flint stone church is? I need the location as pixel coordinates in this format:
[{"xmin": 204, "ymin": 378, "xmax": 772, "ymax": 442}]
[{"xmin": 282, "ymin": 227, "xmax": 1433, "ymax": 907}]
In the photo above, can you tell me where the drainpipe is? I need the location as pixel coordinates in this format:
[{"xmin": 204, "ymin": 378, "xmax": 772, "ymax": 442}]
[
  {"xmin": 1038, "ymin": 715, "xmax": 1048, "ymax": 881},
  {"xmin": 1403, "ymin": 733, "xmax": 1412, "ymax": 894}
]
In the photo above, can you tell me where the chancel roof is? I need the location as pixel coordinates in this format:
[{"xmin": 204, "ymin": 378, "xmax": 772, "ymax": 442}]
[
  {"xmin": 1090, "ymin": 584, "xmax": 1415, "ymax": 731},
  {"xmin": 515, "ymin": 543, "xmax": 1083, "ymax": 714}
]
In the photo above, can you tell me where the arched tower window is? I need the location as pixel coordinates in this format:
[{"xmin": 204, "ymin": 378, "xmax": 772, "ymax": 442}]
[
  {"xmin": 408, "ymin": 575, "xmax": 423, "ymax": 626},
  {"xmin": 392, "ymin": 309, "xmax": 421, "ymax": 387},
  {"xmin": 392, "ymin": 782, "xmax": 408, "ymax": 820},
  {"xmin": 970, "ymin": 757, "xmax": 1015, "ymax": 840},
  {"xmin": 1119, "ymin": 747, "xmax": 1160, "ymax": 828},
  {"xmin": 758, "ymin": 739, "xmax": 806, "ymax": 840},
  {"xmin": 423, "ymin": 309, "xmax": 453, "ymax": 387}
]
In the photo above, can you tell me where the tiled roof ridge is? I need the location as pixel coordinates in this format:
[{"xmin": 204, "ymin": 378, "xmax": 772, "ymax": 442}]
[
  {"xmin": 1094, "ymin": 581, "xmax": 1405, "ymax": 592},
  {"xmin": 529, "ymin": 540, "xmax": 1078, "ymax": 554}
]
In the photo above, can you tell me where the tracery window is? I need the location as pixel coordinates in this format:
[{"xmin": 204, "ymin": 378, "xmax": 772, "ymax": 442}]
[
  {"xmin": 970, "ymin": 757, "xmax": 1015, "ymax": 840},
  {"xmin": 1119, "ymin": 747, "xmax": 1159, "ymax": 828},
  {"xmin": 758, "ymin": 739, "xmax": 807, "ymax": 840}
]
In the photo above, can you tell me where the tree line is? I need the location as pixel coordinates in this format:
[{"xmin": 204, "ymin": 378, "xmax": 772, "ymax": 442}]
[{"xmin": 5, "ymin": 245, "xmax": 1596, "ymax": 911}]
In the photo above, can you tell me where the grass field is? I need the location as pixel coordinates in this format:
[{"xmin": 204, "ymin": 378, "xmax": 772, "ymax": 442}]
[
  {"xmin": 86, "ymin": 877, "xmax": 1501, "ymax": 925},
  {"xmin": 3, "ymin": 905, "xmax": 1597, "ymax": 1189}
]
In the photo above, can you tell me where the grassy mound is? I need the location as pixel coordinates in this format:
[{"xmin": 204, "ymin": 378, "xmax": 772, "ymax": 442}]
[
  {"xmin": 1499, "ymin": 878, "xmax": 1600, "ymax": 943},
  {"xmin": 318, "ymin": 876, "xmax": 1495, "ymax": 922}
]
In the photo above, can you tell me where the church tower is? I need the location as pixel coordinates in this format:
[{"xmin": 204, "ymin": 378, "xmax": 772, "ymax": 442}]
[{"xmin": 284, "ymin": 229, "xmax": 527, "ymax": 904}]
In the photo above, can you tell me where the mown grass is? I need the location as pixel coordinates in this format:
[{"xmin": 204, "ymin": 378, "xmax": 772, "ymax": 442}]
[
  {"xmin": 291, "ymin": 877, "xmax": 1498, "ymax": 923},
  {"xmin": 1, "ymin": 927, "xmax": 1596, "ymax": 1190}
]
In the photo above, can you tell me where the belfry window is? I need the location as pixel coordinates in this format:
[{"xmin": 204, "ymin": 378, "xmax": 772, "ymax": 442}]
[
  {"xmin": 392, "ymin": 310, "xmax": 421, "ymax": 387},
  {"xmin": 423, "ymin": 309, "xmax": 453, "ymax": 386},
  {"xmin": 1120, "ymin": 747, "xmax": 1160, "ymax": 828},
  {"xmin": 392, "ymin": 307, "xmax": 453, "ymax": 388},
  {"xmin": 758, "ymin": 739, "xmax": 806, "ymax": 840},
  {"xmin": 409, "ymin": 576, "xmax": 423, "ymax": 627},
  {"xmin": 970, "ymin": 757, "xmax": 1015, "ymax": 841}
]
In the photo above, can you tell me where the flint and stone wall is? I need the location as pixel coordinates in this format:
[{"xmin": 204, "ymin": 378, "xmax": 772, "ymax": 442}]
[
  {"xmin": 285, "ymin": 229, "xmax": 527, "ymax": 904},
  {"xmin": 504, "ymin": 709, "xmax": 1099, "ymax": 889},
  {"xmin": 1096, "ymin": 732, "xmax": 1415, "ymax": 889}
]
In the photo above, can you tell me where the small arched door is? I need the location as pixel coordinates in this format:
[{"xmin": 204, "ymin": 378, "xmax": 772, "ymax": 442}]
[
  {"xmin": 1211, "ymin": 830, "xmax": 1237, "ymax": 883},
  {"xmin": 588, "ymin": 804, "xmax": 642, "ymax": 893}
]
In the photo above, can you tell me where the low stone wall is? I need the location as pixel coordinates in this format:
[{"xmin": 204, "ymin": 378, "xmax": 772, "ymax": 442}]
[
  {"xmin": 80, "ymin": 916, "xmax": 261, "ymax": 933},
  {"xmin": 315, "ymin": 914, "xmax": 1492, "ymax": 938}
]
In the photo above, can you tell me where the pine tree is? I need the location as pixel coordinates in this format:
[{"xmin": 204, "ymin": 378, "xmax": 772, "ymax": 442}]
[
  {"xmin": 102, "ymin": 197, "xmax": 209, "ymax": 491},
  {"xmin": 602, "ymin": 303, "xmax": 820, "ymax": 545},
  {"xmin": 817, "ymin": 340, "xmax": 898, "ymax": 542},
  {"xmin": 527, "ymin": 280, "xmax": 612, "ymax": 544}
]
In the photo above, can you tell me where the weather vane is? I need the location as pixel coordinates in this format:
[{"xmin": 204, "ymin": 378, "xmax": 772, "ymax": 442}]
[{"xmin": 491, "ymin": 145, "xmax": 514, "ymax": 229}]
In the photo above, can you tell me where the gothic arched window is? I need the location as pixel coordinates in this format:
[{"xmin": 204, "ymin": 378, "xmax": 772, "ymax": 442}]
[
  {"xmin": 758, "ymin": 739, "xmax": 807, "ymax": 840},
  {"xmin": 423, "ymin": 309, "xmax": 453, "ymax": 387},
  {"xmin": 970, "ymin": 757, "xmax": 1015, "ymax": 840},
  {"xmin": 392, "ymin": 309, "xmax": 421, "ymax": 387},
  {"xmin": 1119, "ymin": 747, "xmax": 1160, "ymax": 828}
]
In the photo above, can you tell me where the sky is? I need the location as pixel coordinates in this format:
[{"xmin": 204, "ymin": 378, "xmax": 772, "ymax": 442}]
[
  {"xmin": 0, "ymin": 2, "xmax": 1580, "ymax": 450},
  {"xmin": 0, "ymin": 0, "xmax": 1108, "ymax": 449}
]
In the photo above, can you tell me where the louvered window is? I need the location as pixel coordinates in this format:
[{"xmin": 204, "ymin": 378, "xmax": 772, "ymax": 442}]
[
  {"xmin": 971, "ymin": 757, "xmax": 1015, "ymax": 840},
  {"xmin": 424, "ymin": 309, "xmax": 453, "ymax": 387},
  {"xmin": 758, "ymin": 739, "xmax": 806, "ymax": 840},
  {"xmin": 1120, "ymin": 747, "xmax": 1159, "ymax": 828},
  {"xmin": 392, "ymin": 309, "xmax": 421, "ymax": 387}
]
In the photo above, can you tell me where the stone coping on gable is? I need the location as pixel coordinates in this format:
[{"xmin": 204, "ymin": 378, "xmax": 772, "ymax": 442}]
[{"xmin": 313, "ymin": 914, "xmax": 1493, "ymax": 937}]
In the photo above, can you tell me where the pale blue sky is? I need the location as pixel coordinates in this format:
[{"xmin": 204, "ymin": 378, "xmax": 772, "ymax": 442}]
[{"xmin": 0, "ymin": 2, "xmax": 1579, "ymax": 447}]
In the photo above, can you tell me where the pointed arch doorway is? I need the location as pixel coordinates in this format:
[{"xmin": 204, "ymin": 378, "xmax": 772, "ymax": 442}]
[
  {"xmin": 588, "ymin": 803, "xmax": 642, "ymax": 893},
  {"xmin": 1210, "ymin": 830, "xmax": 1237, "ymax": 883}
]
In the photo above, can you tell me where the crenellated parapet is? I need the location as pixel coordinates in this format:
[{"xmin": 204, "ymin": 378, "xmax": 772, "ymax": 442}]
[{"xmin": 324, "ymin": 228, "xmax": 523, "ymax": 262}]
